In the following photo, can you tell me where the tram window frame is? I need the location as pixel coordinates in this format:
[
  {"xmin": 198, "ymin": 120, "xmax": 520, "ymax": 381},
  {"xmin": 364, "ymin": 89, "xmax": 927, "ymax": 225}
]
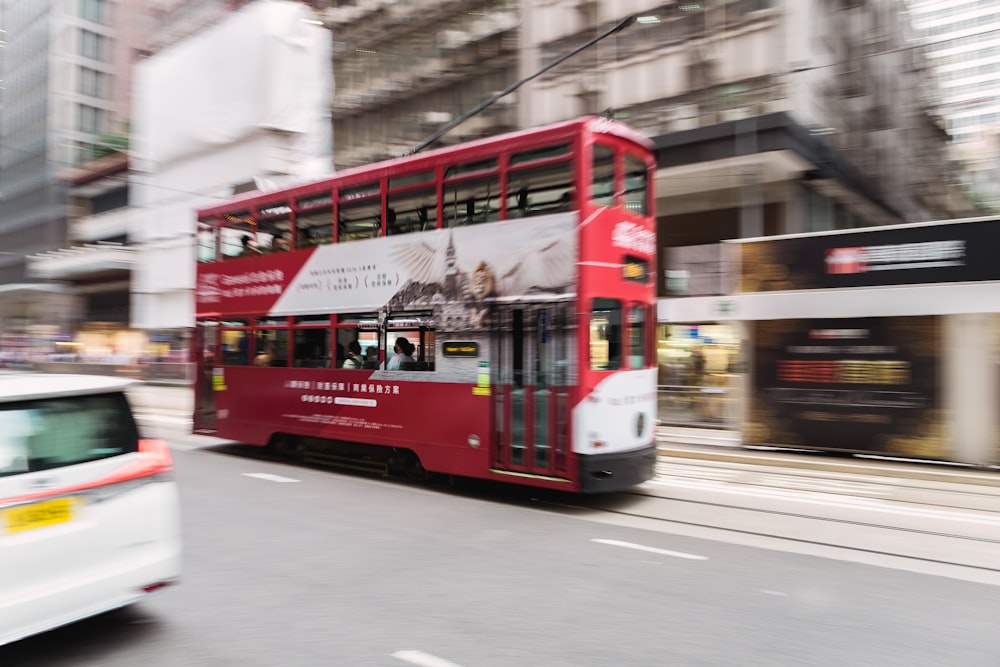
[
  {"xmin": 386, "ymin": 184, "xmax": 439, "ymax": 235},
  {"xmin": 258, "ymin": 206, "xmax": 292, "ymax": 252},
  {"xmin": 337, "ymin": 182, "xmax": 383, "ymax": 241},
  {"xmin": 624, "ymin": 153, "xmax": 649, "ymax": 216},
  {"xmin": 197, "ymin": 222, "xmax": 218, "ymax": 263},
  {"xmin": 591, "ymin": 144, "xmax": 616, "ymax": 208},
  {"xmin": 296, "ymin": 206, "xmax": 333, "ymax": 247},
  {"xmin": 507, "ymin": 159, "xmax": 574, "ymax": 218},
  {"xmin": 384, "ymin": 311, "xmax": 435, "ymax": 371},
  {"xmin": 219, "ymin": 318, "xmax": 251, "ymax": 366},
  {"xmin": 335, "ymin": 312, "xmax": 380, "ymax": 369},
  {"xmin": 626, "ymin": 304, "xmax": 648, "ymax": 370},
  {"xmin": 590, "ymin": 298, "xmax": 622, "ymax": 371},
  {"xmin": 292, "ymin": 315, "xmax": 332, "ymax": 368},
  {"xmin": 220, "ymin": 210, "xmax": 259, "ymax": 259},
  {"xmin": 510, "ymin": 143, "xmax": 570, "ymax": 165},
  {"xmin": 254, "ymin": 319, "xmax": 290, "ymax": 367},
  {"xmin": 443, "ymin": 174, "xmax": 501, "ymax": 227}
]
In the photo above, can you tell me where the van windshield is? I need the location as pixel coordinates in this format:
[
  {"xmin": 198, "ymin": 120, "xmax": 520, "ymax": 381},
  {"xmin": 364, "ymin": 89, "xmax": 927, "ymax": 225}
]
[{"xmin": 0, "ymin": 393, "xmax": 139, "ymax": 477}]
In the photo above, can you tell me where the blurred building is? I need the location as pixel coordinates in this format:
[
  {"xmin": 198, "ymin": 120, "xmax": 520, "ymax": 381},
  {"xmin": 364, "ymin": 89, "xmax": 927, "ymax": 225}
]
[
  {"xmin": 910, "ymin": 0, "xmax": 1000, "ymax": 212},
  {"xmin": 322, "ymin": 0, "xmax": 520, "ymax": 168},
  {"xmin": 0, "ymin": 0, "xmax": 150, "ymax": 347}
]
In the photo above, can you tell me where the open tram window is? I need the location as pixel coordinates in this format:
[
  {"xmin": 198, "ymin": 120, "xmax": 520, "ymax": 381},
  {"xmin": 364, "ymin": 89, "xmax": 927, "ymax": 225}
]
[
  {"xmin": 507, "ymin": 160, "xmax": 574, "ymax": 218},
  {"xmin": 338, "ymin": 182, "xmax": 382, "ymax": 241},
  {"xmin": 335, "ymin": 312, "xmax": 379, "ymax": 369},
  {"xmin": 293, "ymin": 315, "xmax": 332, "ymax": 368},
  {"xmin": 590, "ymin": 298, "xmax": 621, "ymax": 371},
  {"xmin": 254, "ymin": 317, "xmax": 289, "ymax": 367},
  {"xmin": 591, "ymin": 144, "xmax": 615, "ymax": 208},
  {"xmin": 197, "ymin": 222, "xmax": 218, "ymax": 262},
  {"xmin": 258, "ymin": 204, "xmax": 292, "ymax": 252},
  {"xmin": 296, "ymin": 207, "xmax": 333, "ymax": 247},
  {"xmin": 624, "ymin": 153, "xmax": 648, "ymax": 215},
  {"xmin": 219, "ymin": 319, "xmax": 251, "ymax": 366},
  {"xmin": 385, "ymin": 311, "xmax": 435, "ymax": 371},
  {"xmin": 443, "ymin": 175, "xmax": 500, "ymax": 227},
  {"xmin": 386, "ymin": 186, "xmax": 438, "ymax": 235},
  {"xmin": 220, "ymin": 210, "xmax": 258, "ymax": 258}
]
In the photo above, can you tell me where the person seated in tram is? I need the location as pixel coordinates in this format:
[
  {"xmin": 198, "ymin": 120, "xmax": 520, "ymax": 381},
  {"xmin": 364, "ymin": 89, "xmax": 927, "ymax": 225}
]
[
  {"xmin": 386, "ymin": 337, "xmax": 416, "ymax": 370},
  {"xmin": 270, "ymin": 231, "xmax": 291, "ymax": 252},
  {"xmin": 509, "ymin": 187, "xmax": 530, "ymax": 218},
  {"xmin": 297, "ymin": 227, "xmax": 317, "ymax": 248},
  {"xmin": 238, "ymin": 234, "xmax": 262, "ymax": 257},
  {"xmin": 342, "ymin": 341, "xmax": 364, "ymax": 369},
  {"xmin": 363, "ymin": 346, "xmax": 379, "ymax": 369},
  {"xmin": 254, "ymin": 340, "xmax": 277, "ymax": 367}
]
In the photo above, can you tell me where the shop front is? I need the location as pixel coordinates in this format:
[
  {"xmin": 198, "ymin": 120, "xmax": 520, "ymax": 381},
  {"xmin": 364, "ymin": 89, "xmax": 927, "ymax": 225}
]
[
  {"xmin": 729, "ymin": 216, "xmax": 1000, "ymax": 466},
  {"xmin": 656, "ymin": 321, "xmax": 741, "ymax": 427}
]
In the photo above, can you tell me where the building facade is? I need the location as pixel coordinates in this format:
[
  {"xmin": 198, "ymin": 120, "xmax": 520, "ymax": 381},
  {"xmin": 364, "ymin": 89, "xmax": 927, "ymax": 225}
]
[{"xmin": 909, "ymin": 0, "xmax": 1000, "ymax": 212}]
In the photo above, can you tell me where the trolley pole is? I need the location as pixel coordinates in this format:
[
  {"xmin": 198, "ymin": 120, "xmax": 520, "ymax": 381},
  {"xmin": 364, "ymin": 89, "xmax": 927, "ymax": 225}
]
[{"xmin": 409, "ymin": 14, "xmax": 638, "ymax": 155}]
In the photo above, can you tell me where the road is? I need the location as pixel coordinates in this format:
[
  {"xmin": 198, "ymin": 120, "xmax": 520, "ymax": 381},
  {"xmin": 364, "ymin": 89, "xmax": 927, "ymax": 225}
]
[{"xmin": 2, "ymin": 385, "xmax": 999, "ymax": 666}]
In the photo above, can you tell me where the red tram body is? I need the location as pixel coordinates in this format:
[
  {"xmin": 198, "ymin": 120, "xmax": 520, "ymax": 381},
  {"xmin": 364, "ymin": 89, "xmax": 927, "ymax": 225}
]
[{"xmin": 194, "ymin": 117, "xmax": 657, "ymax": 492}]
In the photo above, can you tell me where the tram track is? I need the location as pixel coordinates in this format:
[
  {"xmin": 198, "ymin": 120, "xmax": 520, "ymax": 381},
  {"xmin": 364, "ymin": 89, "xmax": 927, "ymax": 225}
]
[
  {"xmin": 199, "ymin": 439, "xmax": 1000, "ymax": 577},
  {"xmin": 534, "ymin": 480, "xmax": 1000, "ymax": 579}
]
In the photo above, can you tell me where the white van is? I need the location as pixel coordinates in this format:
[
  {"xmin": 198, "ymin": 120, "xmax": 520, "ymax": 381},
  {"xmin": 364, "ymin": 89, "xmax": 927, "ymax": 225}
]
[{"xmin": 0, "ymin": 374, "xmax": 182, "ymax": 646}]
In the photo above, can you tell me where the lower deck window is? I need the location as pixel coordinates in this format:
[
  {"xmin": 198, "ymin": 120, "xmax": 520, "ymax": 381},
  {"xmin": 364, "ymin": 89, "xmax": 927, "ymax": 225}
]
[{"xmin": 590, "ymin": 298, "xmax": 621, "ymax": 370}]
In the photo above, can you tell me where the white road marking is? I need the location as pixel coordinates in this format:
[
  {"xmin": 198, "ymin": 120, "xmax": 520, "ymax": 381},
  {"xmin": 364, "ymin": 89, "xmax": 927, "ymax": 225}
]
[
  {"xmin": 241, "ymin": 473, "xmax": 300, "ymax": 483},
  {"xmin": 592, "ymin": 538, "xmax": 708, "ymax": 561},
  {"xmin": 392, "ymin": 650, "xmax": 465, "ymax": 667},
  {"xmin": 759, "ymin": 589, "xmax": 787, "ymax": 597},
  {"xmin": 647, "ymin": 477, "xmax": 1000, "ymax": 526}
]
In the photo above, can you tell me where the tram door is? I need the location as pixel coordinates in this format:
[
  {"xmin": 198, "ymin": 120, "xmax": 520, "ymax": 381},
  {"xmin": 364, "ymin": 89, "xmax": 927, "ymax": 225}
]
[
  {"xmin": 491, "ymin": 304, "xmax": 572, "ymax": 479},
  {"xmin": 193, "ymin": 322, "xmax": 217, "ymax": 434}
]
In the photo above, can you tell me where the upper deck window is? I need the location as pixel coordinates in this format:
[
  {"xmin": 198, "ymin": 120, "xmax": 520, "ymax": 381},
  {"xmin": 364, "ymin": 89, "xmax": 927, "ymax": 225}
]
[
  {"xmin": 338, "ymin": 183, "xmax": 382, "ymax": 241},
  {"xmin": 510, "ymin": 144, "xmax": 570, "ymax": 165},
  {"xmin": 507, "ymin": 161, "xmax": 573, "ymax": 218},
  {"xmin": 591, "ymin": 145, "xmax": 615, "ymax": 207},
  {"xmin": 624, "ymin": 154, "xmax": 648, "ymax": 216}
]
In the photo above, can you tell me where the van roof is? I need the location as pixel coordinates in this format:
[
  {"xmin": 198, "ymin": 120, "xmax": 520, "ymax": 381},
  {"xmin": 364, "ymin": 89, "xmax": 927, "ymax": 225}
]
[{"xmin": 0, "ymin": 374, "xmax": 135, "ymax": 403}]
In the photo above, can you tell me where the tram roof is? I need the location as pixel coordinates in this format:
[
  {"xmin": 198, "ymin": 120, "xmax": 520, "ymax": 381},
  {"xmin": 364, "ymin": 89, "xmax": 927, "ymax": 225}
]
[{"xmin": 197, "ymin": 116, "xmax": 653, "ymax": 220}]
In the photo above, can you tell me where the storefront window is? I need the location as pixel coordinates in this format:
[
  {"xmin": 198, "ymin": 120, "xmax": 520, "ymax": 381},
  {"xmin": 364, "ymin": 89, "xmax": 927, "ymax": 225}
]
[{"xmin": 657, "ymin": 323, "xmax": 741, "ymax": 427}]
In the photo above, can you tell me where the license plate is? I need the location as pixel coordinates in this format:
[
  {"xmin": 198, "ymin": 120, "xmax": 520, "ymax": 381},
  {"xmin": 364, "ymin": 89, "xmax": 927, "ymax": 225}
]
[{"xmin": 4, "ymin": 497, "xmax": 78, "ymax": 534}]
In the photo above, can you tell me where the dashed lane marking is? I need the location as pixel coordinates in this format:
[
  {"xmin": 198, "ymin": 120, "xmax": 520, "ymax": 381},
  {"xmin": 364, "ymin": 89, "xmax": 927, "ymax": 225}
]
[
  {"xmin": 241, "ymin": 472, "xmax": 301, "ymax": 483},
  {"xmin": 392, "ymin": 650, "xmax": 465, "ymax": 667},
  {"xmin": 592, "ymin": 538, "xmax": 708, "ymax": 561}
]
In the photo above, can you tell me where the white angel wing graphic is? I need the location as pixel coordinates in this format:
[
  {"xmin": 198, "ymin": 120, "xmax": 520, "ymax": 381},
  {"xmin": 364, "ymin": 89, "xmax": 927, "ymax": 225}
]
[
  {"xmin": 495, "ymin": 235, "xmax": 576, "ymax": 296},
  {"xmin": 391, "ymin": 238, "xmax": 446, "ymax": 286}
]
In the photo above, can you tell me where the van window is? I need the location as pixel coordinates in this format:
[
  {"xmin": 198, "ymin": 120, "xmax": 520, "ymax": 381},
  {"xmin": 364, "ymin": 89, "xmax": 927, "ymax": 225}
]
[{"xmin": 0, "ymin": 393, "xmax": 139, "ymax": 476}]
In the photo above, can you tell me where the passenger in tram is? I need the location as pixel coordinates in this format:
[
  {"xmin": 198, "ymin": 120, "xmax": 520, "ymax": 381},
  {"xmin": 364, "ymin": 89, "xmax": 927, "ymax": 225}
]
[
  {"xmin": 342, "ymin": 341, "xmax": 364, "ymax": 369},
  {"xmin": 509, "ymin": 187, "xmax": 530, "ymax": 218},
  {"xmin": 363, "ymin": 346, "xmax": 379, "ymax": 369},
  {"xmin": 297, "ymin": 227, "xmax": 317, "ymax": 248},
  {"xmin": 556, "ymin": 190, "xmax": 575, "ymax": 211},
  {"xmin": 254, "ymin": 341, "xmax": 277, "ymax": 367},
  {"xmin": 386, "ymin": 337, "xmax": 415, "ymax": 370},
  {"xmin": 270, "ymin": 231, "xmax": 291, "ymax": 252},
  {"xmin": 239, "ymin": 235, "xmax": 262, "ymax": 257}
]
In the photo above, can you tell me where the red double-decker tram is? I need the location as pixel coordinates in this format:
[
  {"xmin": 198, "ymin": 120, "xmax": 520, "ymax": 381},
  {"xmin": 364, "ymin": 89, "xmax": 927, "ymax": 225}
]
[{"xmin": 193, "ymin": 116, "xmax": 657, "ymax": 492}]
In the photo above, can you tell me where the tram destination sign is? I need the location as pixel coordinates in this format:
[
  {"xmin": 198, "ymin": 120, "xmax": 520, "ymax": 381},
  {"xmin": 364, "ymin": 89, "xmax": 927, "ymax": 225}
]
[
  {"xmin": 736, "ymin": 217, "xmax": 1000, "ymax": 292},
  {"xmin": 443, "ymin": 341, "xmax": 480, "ymax": 358}
]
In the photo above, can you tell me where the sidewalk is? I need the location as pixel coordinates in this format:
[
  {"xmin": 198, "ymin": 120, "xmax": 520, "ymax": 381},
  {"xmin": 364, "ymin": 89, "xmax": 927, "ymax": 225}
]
[{"xmin": 656, "ymin": 428, "xmax": 1000, "ymax": 487}]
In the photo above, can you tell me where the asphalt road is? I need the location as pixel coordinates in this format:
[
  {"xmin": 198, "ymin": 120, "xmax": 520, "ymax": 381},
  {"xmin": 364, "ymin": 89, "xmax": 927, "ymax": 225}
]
[{"xmin": 4, "ymin": 429, "xmax": 999, "ymax": 666}]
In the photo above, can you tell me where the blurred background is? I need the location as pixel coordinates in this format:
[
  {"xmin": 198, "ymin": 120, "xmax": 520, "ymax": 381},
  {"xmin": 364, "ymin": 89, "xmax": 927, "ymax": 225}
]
[{"xmin": 0, "ymin": 0, "xmax": 997, "ymax": 442}]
